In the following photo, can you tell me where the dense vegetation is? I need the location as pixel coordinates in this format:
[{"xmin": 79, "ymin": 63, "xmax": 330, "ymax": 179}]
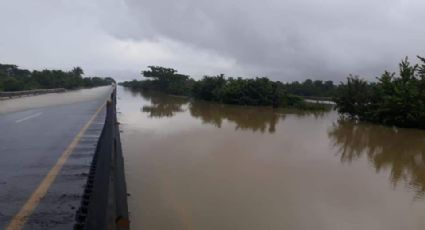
[
  {"xmin": 121, "ymin": 66, "xmax": 329, "ymax": 110},
  {"xmin": 283, "ymin": 79, "xmax": 337, "ymax": 98},
  {"xmin": 0, "ymin": 63, "xmax": 113, "ymax": 91},
  {"xmin": 192, "ymin": 75, "xmax": 305, "ymax": 107},
  {"xmin": 334, "ymin": 56, "xmax": 425, "ymax": 129},
  {"xmin": 121, "ymin": 66, "xmax": 194, "ymax": 96},
  {"xmin": 122, "ymin": 55, "xmax": 425, "ymax": 128}
]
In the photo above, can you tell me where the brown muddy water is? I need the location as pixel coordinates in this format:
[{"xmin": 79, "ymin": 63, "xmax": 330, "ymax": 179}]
[{"xmin": 117, "ymin": 86, "xmax": 425, "ymax": 230}]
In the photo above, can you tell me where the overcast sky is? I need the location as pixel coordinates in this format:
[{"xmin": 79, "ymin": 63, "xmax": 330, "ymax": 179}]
[{"xmin": 0, "ymin": 0, "xmax": 424, "ymax": 82}]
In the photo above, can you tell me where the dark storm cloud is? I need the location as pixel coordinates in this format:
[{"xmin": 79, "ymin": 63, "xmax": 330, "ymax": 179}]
[
  {"xmin": 1, "ymin": 0, "xmax": 424, "ymax": 81},
  {"xmin": 104, "ymin": 0, "xmax": 425, "ymax": 80}
]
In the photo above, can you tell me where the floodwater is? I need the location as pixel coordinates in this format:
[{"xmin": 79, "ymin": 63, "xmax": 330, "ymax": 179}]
[{"xmin": 117, "ymin": 86, "xmax": 425, "ymax": 230}]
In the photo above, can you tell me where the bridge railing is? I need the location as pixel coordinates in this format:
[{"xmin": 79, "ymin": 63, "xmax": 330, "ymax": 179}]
[{"xmin": 74, "ymin": 87, "xmax": 129, "ymax": 230}]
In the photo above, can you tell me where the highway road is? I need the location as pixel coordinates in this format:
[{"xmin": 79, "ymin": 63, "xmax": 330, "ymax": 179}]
[{"xmin": 0, "ymin": 86, "xmax": 112, "ymax": 230}]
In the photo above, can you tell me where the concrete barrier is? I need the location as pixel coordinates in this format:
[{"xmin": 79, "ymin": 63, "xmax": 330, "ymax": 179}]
[{"xmin": 74, "ymin": 87, "xmax": 129, "ymax": 230}]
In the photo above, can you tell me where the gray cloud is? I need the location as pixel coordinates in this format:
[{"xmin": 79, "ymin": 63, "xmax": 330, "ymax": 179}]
[{"xmin": 1, "ymin": 0, "xmax": 425, "ymax": 81}]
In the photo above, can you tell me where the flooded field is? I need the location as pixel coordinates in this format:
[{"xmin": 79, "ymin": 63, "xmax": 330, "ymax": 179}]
[{"xmin": 117, "ymin": 86, "xmax": 425, "ymax": 230}]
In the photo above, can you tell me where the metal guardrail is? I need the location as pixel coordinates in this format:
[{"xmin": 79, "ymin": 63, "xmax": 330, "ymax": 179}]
[
  {"xmin": 74, "ymin": 88, "xmax": 129, "ymax": 230},
  {"xmin": 0, "ymin": 88, "xmax": 66, "ymax": 98}
]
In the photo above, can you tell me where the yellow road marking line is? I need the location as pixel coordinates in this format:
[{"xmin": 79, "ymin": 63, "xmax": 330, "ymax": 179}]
[{"xmin": 6, "ymin": 101, "xmax": 107, "ymax": 230}]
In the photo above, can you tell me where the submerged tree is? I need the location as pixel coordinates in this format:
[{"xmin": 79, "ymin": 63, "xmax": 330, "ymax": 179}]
[
  {"xmin": 333, "ymin": 75, "xmax": 372, "ymax": 118},
  {"xmin": 334, "ymin": 56, "xmax": 425, "ymax": 129},
  {"xmin": 141, "ymin": 66, "xmax": 193, "ymax": 95}
]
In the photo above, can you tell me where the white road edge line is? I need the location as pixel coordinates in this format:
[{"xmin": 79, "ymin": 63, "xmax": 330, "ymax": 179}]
[{"xmin": 15, "ymin": 112, "xmax": 43, "ymax": 123}]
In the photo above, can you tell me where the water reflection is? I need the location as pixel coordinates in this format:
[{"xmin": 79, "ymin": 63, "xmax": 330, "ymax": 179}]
[
  {"xmin": 189, "ymin": 101, "xmax": 281, "ymax": 133},
  {"xmin": 136, "ymin": 90, "xmax": 328, "ymax": 133},
  {"xmin": 120, "ymin": 87, "xmax": 425, "ymax": 230},
  {"xmin": 139, "ymin": 91, "xmax": 189, "ymax": 118},
  {"xmin": 329, "ymin": 119, "xmax": 425, "ymax": 196}
]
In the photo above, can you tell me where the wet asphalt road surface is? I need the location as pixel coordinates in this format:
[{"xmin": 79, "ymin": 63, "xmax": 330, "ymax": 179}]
[{"xmin": 0, "ymin": 87, "xmax": 111, "ymax": 229}]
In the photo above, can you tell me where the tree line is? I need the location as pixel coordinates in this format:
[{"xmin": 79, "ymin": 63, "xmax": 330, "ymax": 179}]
[
  {"xmin": 120, "ymin": 66, "xmax": 329, "ymax": 110},
  {"xmin": 0, "ymin": 63, "xmax": 114, "ymax": 91},
  {"xmin": 283, "ymin": 79, "xmax": 336, "ymax": 98},
  {"xmin": 334, "ymin": 56, "xmax": 425, "ymax": 129},
  {"xmin": 121, "ymin": 56, "xmax": 425, "ymax": 129}
]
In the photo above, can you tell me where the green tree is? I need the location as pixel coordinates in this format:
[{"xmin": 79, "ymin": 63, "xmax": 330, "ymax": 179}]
[
  {"xmin": 71, "ymin": 67, "xmax": 84, "ymax": 77},
  {"xmin": 335, "ymin": 56, "xmax": 425, "ymax": 129},
  {"xmin": 140, "ymin": 66, "xmax": 192, "ymax": 95},
  {"xmin": 192, "ymin": 74, "xmax": 226, "ymax": 101},
  {"xmin": 0, "ymin": 63, "xmax": 112, "ymax": 91},
  {"xmin": 334, "ymin": 75, "xmax": 371, "ymax": 118}
]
